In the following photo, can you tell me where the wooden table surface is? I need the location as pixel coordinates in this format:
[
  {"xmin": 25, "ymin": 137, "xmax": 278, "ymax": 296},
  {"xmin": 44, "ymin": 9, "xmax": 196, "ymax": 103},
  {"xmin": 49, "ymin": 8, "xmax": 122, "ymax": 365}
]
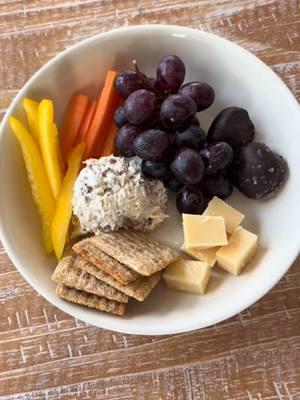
[{"xmin": 0, "ymin": 1, "xmax": 300, "ymax": 399}]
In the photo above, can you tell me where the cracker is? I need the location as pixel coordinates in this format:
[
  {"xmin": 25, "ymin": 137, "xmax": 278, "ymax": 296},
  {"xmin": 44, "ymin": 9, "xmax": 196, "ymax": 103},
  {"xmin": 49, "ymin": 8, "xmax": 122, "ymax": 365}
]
[
  {"xmin": 73, "ymin": 240, "xmax": 140, "ymax": 285},
  {"xmin": 76, "ymin": 256, "xmax": 161, "ymax": 301},
  {"xmin": 75, "ymin": 230, "xmax": 179, "ymax": 276},
  {"xmin": 52, "ymin": 256, "xmax": 128, "ymax": 303},
  {"xmin": 56, "ymin": 284, "xmax": 126, "ymax": 316}
]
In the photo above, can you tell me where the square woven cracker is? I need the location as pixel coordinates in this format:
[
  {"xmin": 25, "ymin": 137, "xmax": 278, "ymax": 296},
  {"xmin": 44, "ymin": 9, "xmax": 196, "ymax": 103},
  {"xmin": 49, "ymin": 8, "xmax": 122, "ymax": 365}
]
[
  {"xmin": 56, "ymin": 284, "xmax": 126, "ymax": 316},
  {"xmin": 52, "ymin": 256, "xmax": 128, "ymax": 303},
  {"xmin": 74, "ymin": 230, "xmax": 179, "ymax": 277},
  {"xmin": 73, "ymin": 240, "xmax": 140, "ymax": 285},
  {"xmin": 76, "ymin": 256, "xmax": 161, "ymax": 301}
]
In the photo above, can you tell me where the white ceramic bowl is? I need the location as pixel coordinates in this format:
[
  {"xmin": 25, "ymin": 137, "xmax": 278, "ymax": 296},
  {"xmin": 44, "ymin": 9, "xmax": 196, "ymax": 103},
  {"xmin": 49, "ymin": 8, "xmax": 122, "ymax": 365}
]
[{"xmin": 1, "ymin": 25, "xmax": 300, "ymax": 335}]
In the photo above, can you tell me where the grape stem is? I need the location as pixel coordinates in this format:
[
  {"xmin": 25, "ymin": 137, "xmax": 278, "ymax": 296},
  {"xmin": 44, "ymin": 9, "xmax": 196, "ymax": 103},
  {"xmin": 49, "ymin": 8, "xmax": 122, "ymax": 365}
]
[
  {"xmin": 132, "ymin": 59, "xmax": 149, "ymax": 88},
  {"xmin": 132, "ymin": 59, "xmax": 165, "ymax": 100}
]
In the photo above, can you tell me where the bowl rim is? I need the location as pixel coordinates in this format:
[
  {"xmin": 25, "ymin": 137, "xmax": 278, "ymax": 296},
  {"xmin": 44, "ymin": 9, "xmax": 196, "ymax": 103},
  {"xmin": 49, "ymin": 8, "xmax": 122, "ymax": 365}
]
[{"xmin": 1, "ymin": 24, "xmax": 300, "ymax": 335}]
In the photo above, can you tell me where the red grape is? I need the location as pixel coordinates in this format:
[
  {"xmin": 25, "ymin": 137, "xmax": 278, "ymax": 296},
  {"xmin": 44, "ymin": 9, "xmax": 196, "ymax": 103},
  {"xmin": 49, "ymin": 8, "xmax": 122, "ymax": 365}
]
[
  {"xmin": 160, "ymin": 94, "xmax": 197, "ymax": 130},
  {"xmin": 115, "ymin": 124, "xmax": 144, "ymax": 157},
  {"xmin": 200, "ymin": 142, "xmax": 233, "ymax": 175},
  {"xmin": 176, "ymin": 186, "xmax": 207, "ymax": 214},
  {"xmin": 113, "ymin": 106, "xmax": 127, "ymax": 128},
  {"xmin": 124, "ymin": 89, "xmax": 157, "ymax": 125},
  {"xmin": 200, "ymin": 175, "xmax": 233, "ymax": 200},
  {"xmin": 175, "ymin": 126, "xmax": 206, "ymax": 150},
  {"xmin": 133, "ymin": 129, "xmax": 169, "ymax": 161},
  {"xmin": 156, "ymin": 55, "xmax": 185, "ymax": 94},
  {"xmin": 141, "ymin": 160, "xmax": 169, "ymax": 179},
  {"xmin": 147, "ymin": 77, "xmax": 156, "ymax": 91},
  {"xmin": 179, "ymin": 82, "xmax": 215, "ymax": 111},
  {"xmin": 114, "ymin": 70, "xmax": 146, "ymax": 100},
  {"xmin": 171, "ymin": 148, "xmax": 204, "ymax": 185},
  {"xmin": 190, "ymin": 115, "xmax": 200, "ymax": 127},
  {"xmin": 163, "ymin": 175, "xmax": 183, "ymax": 192}
]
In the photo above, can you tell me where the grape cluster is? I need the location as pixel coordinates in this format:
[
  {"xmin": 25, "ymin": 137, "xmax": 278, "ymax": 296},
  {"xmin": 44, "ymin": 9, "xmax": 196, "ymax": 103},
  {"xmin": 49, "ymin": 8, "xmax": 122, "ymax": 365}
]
[{"xmin": 114, "ymin": 55, "xmax": 288, "ymax": 214}]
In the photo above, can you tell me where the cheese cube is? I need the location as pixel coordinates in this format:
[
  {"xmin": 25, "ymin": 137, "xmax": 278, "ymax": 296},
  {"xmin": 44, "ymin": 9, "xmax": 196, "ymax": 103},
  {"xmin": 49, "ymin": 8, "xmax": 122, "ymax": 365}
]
[
  {"xmin": 182, "ymin": 214, "xmax": 227, "ymax": 249},
  {"xmin": 216, "ymin": 226, "xmax": 258, "ymax": 275},
  {"xmin": 163, "ymin": 258, "xmax": 211, "ymax": 294},
  {"xmin": 203, "ymin": 196, "xmax": 244, "ymax": 233},
  {"xmin": 182, "ymin": 244, "xmax": 219, "ymax": 267}
]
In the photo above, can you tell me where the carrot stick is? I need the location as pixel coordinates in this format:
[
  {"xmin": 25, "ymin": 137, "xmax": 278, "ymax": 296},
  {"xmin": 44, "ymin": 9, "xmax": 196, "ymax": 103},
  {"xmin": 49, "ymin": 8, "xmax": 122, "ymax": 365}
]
[
  {"xmin": 84, "ymin": 71, "xmax": 119, "ymax": 159},
  {"xmin": 75, "ymin": 100, "xmax": 96, "ymax": 145},
  {"xmin": 60, "ymin": 93, "xmax": 90, "ymax": 162},
  {"xmin": 101, "ymin": 122, "xmax": 119, "ymax": 156}
]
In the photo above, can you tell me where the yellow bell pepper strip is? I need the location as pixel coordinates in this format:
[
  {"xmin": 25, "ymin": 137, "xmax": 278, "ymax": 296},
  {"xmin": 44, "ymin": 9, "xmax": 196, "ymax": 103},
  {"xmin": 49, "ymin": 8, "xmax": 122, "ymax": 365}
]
[
  {"xmin": 51, "ymin": 143, "xmax": 85, "ymax": 259},
  {"xmin": 22, "ymin": 98, "xmax": 40, "ymax": 142},
  {"xmin": 9, "ymin": 116, "xmax": 56, "ymax": 253},
  {"xmin": 38, "ymin": 99, "xmax": 63, "ymax": 201},
  {"xmin": 53, "ymin": 122, "xmax": 68, "ymax": 244},
  {"xmin": 53, "ymin": 123, "xmax": 66, "ymax": 174}
]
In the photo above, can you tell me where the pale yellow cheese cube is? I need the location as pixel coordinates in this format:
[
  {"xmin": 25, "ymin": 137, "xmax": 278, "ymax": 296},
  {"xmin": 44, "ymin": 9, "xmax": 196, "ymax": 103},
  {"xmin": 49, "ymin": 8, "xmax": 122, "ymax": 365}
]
[
  {"xmin": 182, "ymin": 214, "xmax": 227, "ymax": 249},
  {"xmin": 203, "ymin": 196, "xmax": 244, "ymax": 233},
  {"xmin": 216, "ymin": 226, "xmax": 258, "ymax": 275},
  {"xmin": 182, "ymin": 244, "xmax": 219, "ymax": 267},
  {"xmin": 163, "ymin": 258, "xmax": 211, "ymax": 294}
]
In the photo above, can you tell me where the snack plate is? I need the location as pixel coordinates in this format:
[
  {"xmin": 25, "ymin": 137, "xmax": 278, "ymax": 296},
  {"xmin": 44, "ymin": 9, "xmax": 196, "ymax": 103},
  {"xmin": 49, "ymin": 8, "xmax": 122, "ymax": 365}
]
[{"xmin": 0, "ymin": 25, "xmax": 300, "ymax": 335}]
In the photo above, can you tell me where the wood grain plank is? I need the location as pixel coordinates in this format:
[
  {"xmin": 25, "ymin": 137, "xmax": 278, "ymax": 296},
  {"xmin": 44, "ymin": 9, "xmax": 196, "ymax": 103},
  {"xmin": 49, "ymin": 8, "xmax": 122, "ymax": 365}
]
[
  {"xmin": 0, "ymin": 261, "xmax": 299, "ymax": 339},
  {"xmin": 1, "ymin": 307, "xmax": 300, "ymax": 395}
]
